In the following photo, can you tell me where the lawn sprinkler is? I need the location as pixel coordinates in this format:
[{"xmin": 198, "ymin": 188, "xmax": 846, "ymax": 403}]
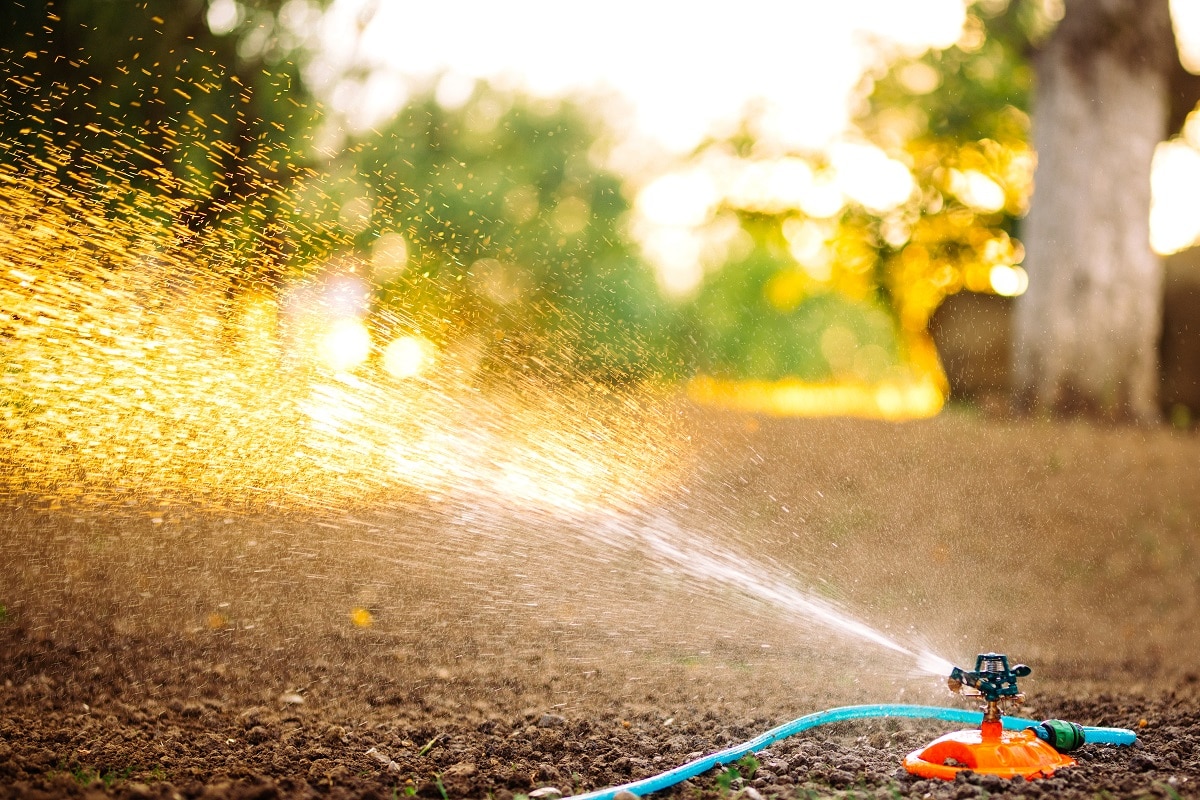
[
  {"xmin": 569, "ymin": 651, "xmax": 1137, "ymax": 800},
  {"xmin": 904, "ymin": 653, "xmax": 1080, "ymax": 780}
]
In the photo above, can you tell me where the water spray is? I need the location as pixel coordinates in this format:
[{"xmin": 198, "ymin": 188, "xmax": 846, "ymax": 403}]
[{"xmin": 569, "ymin": 653, "xmax": 1137, "ymax": 800}]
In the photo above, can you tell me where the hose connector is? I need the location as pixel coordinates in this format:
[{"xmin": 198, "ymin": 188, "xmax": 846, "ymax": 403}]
[{"xmin": 1032, "ymin": 719, "xmax": 1086, "ymax": 752}]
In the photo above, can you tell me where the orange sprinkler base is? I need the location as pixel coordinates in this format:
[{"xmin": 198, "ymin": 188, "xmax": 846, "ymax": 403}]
[{"xmin": 904, "ymin": 721, "xmax": 1076, "ymax": 781}]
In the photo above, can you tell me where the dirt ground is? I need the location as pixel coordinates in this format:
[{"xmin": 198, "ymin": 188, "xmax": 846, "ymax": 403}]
[{"xmin": 2, "ymin": 406, "xmax": 1198, "ymax": 799}]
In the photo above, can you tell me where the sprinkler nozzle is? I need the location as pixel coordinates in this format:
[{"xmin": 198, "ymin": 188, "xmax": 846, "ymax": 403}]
[{"xmin": 947, "ymin": 653, "xmax": 1031, "ymax": 721}]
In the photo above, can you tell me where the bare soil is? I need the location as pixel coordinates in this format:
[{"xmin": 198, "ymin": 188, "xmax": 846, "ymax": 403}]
[{"xmin": 2, "ymin": 407, "xmax": 1198, "ymax": 799}]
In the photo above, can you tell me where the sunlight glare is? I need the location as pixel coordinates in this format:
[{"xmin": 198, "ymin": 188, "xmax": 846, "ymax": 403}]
[
  {"xmin": 799, "ymin": 171, "xmax": 847, "ymax": 219},
  {"xmin": 949, "ymin": 169, "xmax": 1006, "ymax": 214},
  {"xmin": 1173, "ymin": 0, "xmax": 1200, "ymax": 72},
  {"xmin": 206, "ymin": 0, "xmax": 241, "ymax": 36},
  {"xmin": 371, "ymin": 232, "xmax": 410, "ymax": 283},
  {"xmin": 1150, "ymin": 139, "xmax": 1200, "ymax": 254},
  {"xmin": 319, "ymin": 0, "xmax": 969, "ymax": 153},
  {"xmin": 320, "ymin": 319, "xmax": 372, "ymax": 371},
  {"xmin": 382, "ymin": 335, "xmax": 432, "ymax": 379},
  {"xmin": 726, "ymin": 158, "xmax": 816, "ymax": 212},
  {"xmin": 988, "ymin": 264, "xmax": 1028, "ymax": 297},
  {"xmin": 829, "ymin": 142, "xmax": 915, "ymax": 213},
  {"xmin": 783, "ymin": 217, "xmax": 833, "ymax": 281},
  {"xmin": 688, "ymin": 374, "xmax": 943, "ymax": 421},
  {"xmin": 637, "ymin": 170, "xmax": 719, "ymax": 228}
]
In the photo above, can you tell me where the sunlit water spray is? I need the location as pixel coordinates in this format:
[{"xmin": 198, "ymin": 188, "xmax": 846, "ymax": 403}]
[
  {"xmin": 1, "ymin": 134, "xmax": 953, "ymax": 684},
  {"xmin": 566, "ymin": 510, "xmax": 954, "ymax": 678}
]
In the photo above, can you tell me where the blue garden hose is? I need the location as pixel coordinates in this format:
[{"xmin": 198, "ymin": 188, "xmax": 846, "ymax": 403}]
[{"xmin": 568, "ymin": 704, "xmax": 1137, "ymax": 800}]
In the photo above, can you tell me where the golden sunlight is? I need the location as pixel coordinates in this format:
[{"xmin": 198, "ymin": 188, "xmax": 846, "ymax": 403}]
[
  {"xmin": 371, "ymin": 231, "xmax": 410, "ymax": 282},
  {"xmin": 0, "ymin": 168, "xmax": 681, "ymax": 514},
  {"xmin": 827, "ymin": 142, "xmax": 915, "ymax": 213},
  {"xmin": 688, "ymin": 374, "xmax": 943, "ymax": 421},
  {"xmin": 322, "ymin": 0, "xmax": 967, "ymax": 151},
  {"xmin": 1151, "ymin": 137, "xmax": 1200, "ymax": 255},
  {"xmin": 320, "ymin": 318, "xmax": 372, "ymax": 371},
  {"xmin": 988, "ymin": 264, "xmax": 1028, "ymax": 297},
  {"xmin": 382, "ymin": 335, "xmax": 432, "ymax": 379}
]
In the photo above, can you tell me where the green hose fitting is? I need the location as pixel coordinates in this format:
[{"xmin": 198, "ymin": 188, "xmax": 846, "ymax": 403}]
[{"xmin": 1035, "ymin": 719, "xmax": 1086, "ymax": 752}]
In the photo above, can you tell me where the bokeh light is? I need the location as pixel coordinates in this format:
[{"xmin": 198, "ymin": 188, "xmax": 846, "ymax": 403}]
[
  {"xmin": 1151, "ymin": 137, "xmax": 1200, "ymax": 254},
  {"xmin": 383, "ymin": 336, "xmax": 432, "ymax": 379},
  {"xmin": 321, "ymin": 319, "xmax": 372, "ymax": 371},
  {"xmin": 989, "ymin": 264, "xmax": 1029, "ymax": 297}
]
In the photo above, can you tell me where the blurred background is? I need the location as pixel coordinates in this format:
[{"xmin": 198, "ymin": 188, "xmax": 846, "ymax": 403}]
[{"xmin": 3, "ymin": 0, "xmax": 1200, "ymax": 426}]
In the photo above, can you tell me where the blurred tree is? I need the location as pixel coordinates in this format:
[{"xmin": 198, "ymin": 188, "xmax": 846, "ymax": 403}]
[
  {"xmin": 685, "ymin": 208, "xmax": 902, "ymax": 384},
  {"xmin": 865, "ymin": 0, "xmax": 1200, "ymax": 421},
  {"xmin": 866, "ymin": 0, "xmax": 1200, "ymax": 421},
  {"xmin": 340, "ymin": 83, "xmax": 677, "ymax": 382},
  {"xmin": 1014, "ymin": 0, "xmax": 1195, "ymax": 422},
  {"xmin": 1, "ymin": 5, "xmax": 675, "ymax": 383},
  {"xmin": 662, "ymin": 5, "xmax": 1047, "ymax": 393},
  {"xmin": 859, "ymin": 0, "xmax": 1039, "ymax": 353}
]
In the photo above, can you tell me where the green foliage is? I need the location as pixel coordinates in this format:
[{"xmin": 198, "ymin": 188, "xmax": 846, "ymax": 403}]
[
  {"xmin": 0, "ymin": 604, "xmax": 7, "ymax": 624},
  {"xmin": 851, "ymin": 0, "xmax": 1048, "ymax": 327},
  {"xmin": 1159, "ymin": 782, "xmax": 1185, "ymax": 800},
  {"xmin": 863, "ymin": 1, "xmax": 1040, "ymax": 147},
  {"xmin": 688, "ymin": 214, "xmax": 901, "ymax": 382},
  {"xmin": 340, "ymin": 83, "xmax": 678, "ymax": 382},
  {"xmin": 652, "ymin": 0, "xmax": 1056, "ymax": 385},
  {"xmin": 735, "ymin": 753, "xmax": 759, "ymax": 779},
  {"xmin": 714, "ymin": 764, "xmax": 742, "ymax": 794},
  {"xmin": 0, "ymin": 1, "xmax": 323, "ymax": 219},
  {"xmin": 1, "ymin": 1, "xmax": 1051, "ymax": 393},
  {"xmin": 712, "ymin": 754, "xmax": 761, "ymax": 793},
  {"xmin": 52, "ymin": 762, "xmax": 134, "ymax": 789},
  {"xmin": 862, "ymin": 0, "xmax": 1073, "ymax": 148},
  {"xmin": 1, "ymin": 5, "xmax": 676, "ymax": 384}
]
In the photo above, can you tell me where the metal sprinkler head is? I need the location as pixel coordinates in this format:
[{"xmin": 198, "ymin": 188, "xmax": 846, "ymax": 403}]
[
  {"xmin": 904, "ymin": 653, "xmax": 1077, "ymax": 781},
  {"xmin": 947, "ymin": 652, "xmax": 1031, "ymax": 722}
]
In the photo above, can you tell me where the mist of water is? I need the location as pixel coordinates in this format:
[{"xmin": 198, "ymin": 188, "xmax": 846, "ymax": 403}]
[
  {"xmin": 580, "ymin": 510, "xmax": 955, "ymax": 678},
  {"xmin": 0, "ymin": 119, "xmax": 956, "ymax": 689}
]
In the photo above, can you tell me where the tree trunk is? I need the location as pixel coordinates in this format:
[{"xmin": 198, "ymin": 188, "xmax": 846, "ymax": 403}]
[{"xmin": 1013, "ymin": 0, "xmax": 1176, "ymax": 422}]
